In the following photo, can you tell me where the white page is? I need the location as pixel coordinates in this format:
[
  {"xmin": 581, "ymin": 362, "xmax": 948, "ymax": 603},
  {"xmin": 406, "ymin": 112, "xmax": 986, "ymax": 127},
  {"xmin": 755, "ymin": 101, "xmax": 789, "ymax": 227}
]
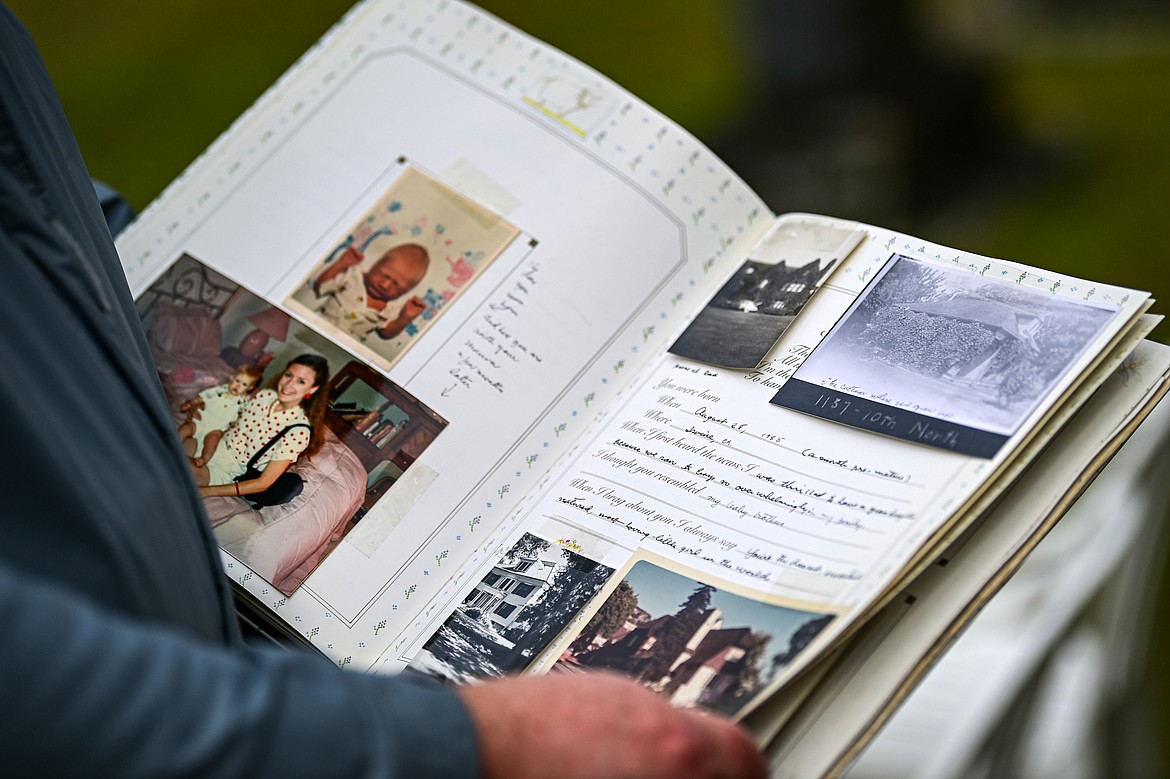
[{"xmin": 116, "ymin": 0, "xmax": 771, "ymax": 667}]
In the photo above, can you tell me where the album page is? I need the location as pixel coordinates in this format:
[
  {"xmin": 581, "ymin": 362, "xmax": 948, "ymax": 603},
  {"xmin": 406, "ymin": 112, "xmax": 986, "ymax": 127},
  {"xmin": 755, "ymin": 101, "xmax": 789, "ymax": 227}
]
[
  {"xmin": 393, "ymin": 214, "xmax": 1150, "ymax": 721},
  {"xmin": 116, "ymin": 0, "xmax": 773, "ymax": 667}
]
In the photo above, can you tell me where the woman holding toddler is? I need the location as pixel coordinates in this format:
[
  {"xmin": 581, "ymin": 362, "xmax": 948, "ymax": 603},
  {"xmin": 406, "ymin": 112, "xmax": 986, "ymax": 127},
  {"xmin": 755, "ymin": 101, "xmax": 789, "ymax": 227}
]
[{"xmin": 192, "ymin": 353, "xmax": 330, "ymax": 500}]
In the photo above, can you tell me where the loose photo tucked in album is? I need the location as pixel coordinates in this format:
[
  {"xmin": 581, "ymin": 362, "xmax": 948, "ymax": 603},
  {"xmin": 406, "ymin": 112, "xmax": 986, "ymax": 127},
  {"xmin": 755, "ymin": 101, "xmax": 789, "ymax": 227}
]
[
  {"xmin": 669, "ymin": 220, "xmax": 862, "ymax": 370},
  {"xmin": 137, "ymin": 254, "xmax": 448, "ymax": 596},
  {"xmin": 286, "ymin": 165, "xmax": 521, "ymax": 372},
  {"xmin": 407, "ymin": 532, "xmax": 614, "ymax": 683},
  {"xmin": 551, "ymin": 557, "xmax": 837, "ymax": 717},
  {"xmin": 772, "ymin": 253, "xmax": 1121, "ymax": 458}
]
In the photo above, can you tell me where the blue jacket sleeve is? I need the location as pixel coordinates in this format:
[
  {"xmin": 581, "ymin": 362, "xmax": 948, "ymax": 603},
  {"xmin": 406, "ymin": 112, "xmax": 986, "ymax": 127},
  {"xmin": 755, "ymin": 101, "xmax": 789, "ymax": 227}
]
[
  {"xmin": 0, "ymin": 7, "xmax": 478, "ymax": 777},
  {"xmin": 0, "ymin": 559, "xmax": 480, "ymax": 778}
]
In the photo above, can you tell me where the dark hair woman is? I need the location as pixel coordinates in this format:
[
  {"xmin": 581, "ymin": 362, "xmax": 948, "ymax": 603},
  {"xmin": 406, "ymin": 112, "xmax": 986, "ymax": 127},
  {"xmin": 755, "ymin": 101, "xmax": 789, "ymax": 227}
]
[{"xmin": 192, "ymin": 353, "xmax": 331, "ymax": 500}]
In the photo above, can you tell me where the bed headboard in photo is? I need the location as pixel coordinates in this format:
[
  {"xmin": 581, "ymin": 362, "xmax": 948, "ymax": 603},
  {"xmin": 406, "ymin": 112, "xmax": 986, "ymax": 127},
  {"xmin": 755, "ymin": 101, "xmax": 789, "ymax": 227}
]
[
  {"xmin": 137, "ymin": 256, "xmax": 246, "ymax": 412},
  {"xmin": 136, "ymin": 254, "xmax": 242, "ymax": 324}
]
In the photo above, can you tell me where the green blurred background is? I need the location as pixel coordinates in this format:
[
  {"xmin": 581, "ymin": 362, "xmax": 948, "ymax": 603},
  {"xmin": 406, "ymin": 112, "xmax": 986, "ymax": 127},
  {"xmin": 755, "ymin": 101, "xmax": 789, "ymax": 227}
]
[
  {"xmin": 10, "ymin": 0, "xmax": 1170, "ymax": 772},
  {"xmin": 10, "ymin": 0, "xmax": 1170, "ymax": 327}
]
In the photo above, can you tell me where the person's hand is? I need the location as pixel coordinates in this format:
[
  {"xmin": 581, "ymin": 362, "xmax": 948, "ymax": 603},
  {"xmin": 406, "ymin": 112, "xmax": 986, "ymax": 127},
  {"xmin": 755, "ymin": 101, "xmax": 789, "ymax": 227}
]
[
  {"xmin": 181, "ymin": 398, "xmax": 204, "ymax": 419},
  {"xmin": 401, "ymin": 294, "xmax": 426, "ymax": 320},
  {"xmin": 376, "ymin": 296, "xmax": 429, "ymax": 339},
  {"xmin": 315, "ymin": 245, "xmax": 365, "ymax": 294},
  {"xmin": 458, "ymin": 672, "xmax": 767, "ymax": 779},
  {"xmin": 336, "ymin": 245, "xmax": 364, "ymax": 269}
]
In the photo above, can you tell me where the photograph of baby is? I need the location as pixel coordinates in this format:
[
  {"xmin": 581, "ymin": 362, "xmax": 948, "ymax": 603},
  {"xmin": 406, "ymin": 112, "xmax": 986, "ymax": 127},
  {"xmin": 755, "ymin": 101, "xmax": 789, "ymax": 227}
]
[
  {"xmin": 137, "ymin": 254, "xmax": 448, "ymax": 596},
  {"xmin": 286, "ymin": 166, "xmax": 520, "ymax": 370},
  {"xmin": 552, "ymin": 558, "xmax": 836, "ymax": 717}
]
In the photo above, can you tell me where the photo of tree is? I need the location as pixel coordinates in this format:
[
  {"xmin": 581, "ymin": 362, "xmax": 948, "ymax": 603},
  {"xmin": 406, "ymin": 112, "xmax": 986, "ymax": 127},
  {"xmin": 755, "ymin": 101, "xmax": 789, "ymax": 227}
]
[
  {"xmin": 555, "ymin": 560, "xmax": 835, "ymax": 716},
  {"xmin": 407, "ymin": 533, "xmax": 614, "ymax": 683}
]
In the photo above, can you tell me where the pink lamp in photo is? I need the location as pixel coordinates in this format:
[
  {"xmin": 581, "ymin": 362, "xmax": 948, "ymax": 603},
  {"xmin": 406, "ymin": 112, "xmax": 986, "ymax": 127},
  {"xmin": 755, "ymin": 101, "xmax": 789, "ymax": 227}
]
[{"xmin": 238, "ymin": 306, "xmax": 291, "ymax": 365}]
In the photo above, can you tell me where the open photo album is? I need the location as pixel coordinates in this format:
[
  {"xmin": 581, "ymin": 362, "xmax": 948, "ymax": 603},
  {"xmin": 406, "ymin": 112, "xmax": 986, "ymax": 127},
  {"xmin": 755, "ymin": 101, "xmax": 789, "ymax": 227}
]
[{"xmin": 114, "ymin": 1, "xmax": 1169, "ymax": 774}]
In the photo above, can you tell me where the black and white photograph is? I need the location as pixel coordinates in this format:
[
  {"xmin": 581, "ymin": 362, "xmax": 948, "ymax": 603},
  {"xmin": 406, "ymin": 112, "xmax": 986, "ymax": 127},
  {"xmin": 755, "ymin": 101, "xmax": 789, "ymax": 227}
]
[
  {"xmin": 407, "ymin": 533, "xmax": 614, "ymax": 683},
  {"xmin": 669, "ymin": 256, "xmax": 838, "ymax": 370},
  {"xmin": 773, "ymin": 254, "xmax": 1119, "ymax": 457},
  {"xmin": 669, "ymin": 221, "xmax": 860, "ymax": 369},
  {"xmin": 554, "ymin": 559, "xmax": 836, "ymax": 717}
]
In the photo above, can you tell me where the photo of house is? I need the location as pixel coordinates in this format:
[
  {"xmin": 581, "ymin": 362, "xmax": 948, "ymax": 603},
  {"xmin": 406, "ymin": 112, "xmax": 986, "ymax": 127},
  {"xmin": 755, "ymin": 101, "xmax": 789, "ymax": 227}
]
[
  {"xmin": 669, "ymin": 256, "xmax": 838, "ymax": 370},
  {"xmin": 555, "ymin": 560, "xmax": 835, "ymax": 716},
  {"xmin": 712, "ymin": 257, "xmax": 838, "ymax": 317},
  {"xmin": 463, "ymin": 543, "xmax": 566, "ymax": 634},
  {"xmin": 894, "ymin": 296, "xmax": 1046, "ymax": 393},
  {"xmin": 407, "ymin": 533, "xmax": 614, "ymax": 683}
]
